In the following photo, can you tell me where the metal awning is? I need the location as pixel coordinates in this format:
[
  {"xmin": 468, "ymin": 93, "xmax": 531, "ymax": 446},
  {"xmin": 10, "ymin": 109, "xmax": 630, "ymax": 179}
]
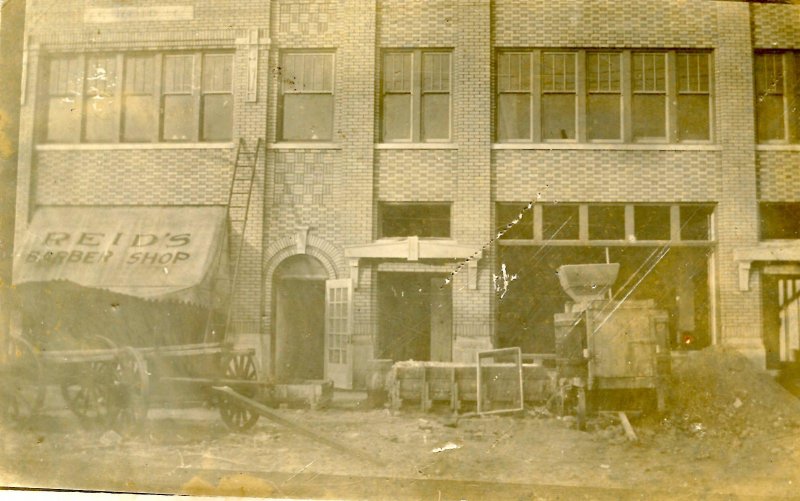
[{"xmin": 13, "ymin": 206, "xmax": 228, "ymax": 307}]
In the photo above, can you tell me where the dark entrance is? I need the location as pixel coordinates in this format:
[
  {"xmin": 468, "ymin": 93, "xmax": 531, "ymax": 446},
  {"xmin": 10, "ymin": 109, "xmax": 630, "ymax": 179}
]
[
  {"xmin": 762, "ymin": 274, "xmax": 800, "ymax": 370},
  {"xmin": 378, "ymin": 272, "xmax": 452, "ymax": 362},
  {"xmin": 273, "ymin": 255, "xmax": 327, "ymax": 382}
]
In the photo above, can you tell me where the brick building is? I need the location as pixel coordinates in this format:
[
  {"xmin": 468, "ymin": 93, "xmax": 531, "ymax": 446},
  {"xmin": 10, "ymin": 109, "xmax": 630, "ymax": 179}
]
[{"xmin": 10, "ymin": 0, "xmax": 800, "ymax": 388}]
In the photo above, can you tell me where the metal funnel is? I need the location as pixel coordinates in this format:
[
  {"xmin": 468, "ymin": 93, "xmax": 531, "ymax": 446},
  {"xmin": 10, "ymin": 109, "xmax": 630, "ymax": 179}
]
[{"xmin": 556, "ymin": 263, "xmax": 620, "ymax": 303}]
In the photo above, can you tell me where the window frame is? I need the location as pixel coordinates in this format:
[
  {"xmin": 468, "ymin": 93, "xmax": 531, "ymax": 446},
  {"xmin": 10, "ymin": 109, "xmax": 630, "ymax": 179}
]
[
  {"xmin": 40, "ymin": 50, "xmax": 234, "ymax": 144},
  {"xmin": 278, "ymin": 50, "xmax": 336, "ymax": 143},
  {"xmin": 380, "ymin": 48, "xmax": 453, "ymax": 143},
  {"xmin": 494, "ymin": 49, "xmax": 714, "ymax": 144},
  {"xmin": 755, "ymin": 51, "xmax": 800, "ymax": 144},
  {"xmin": 496, "ymin": 202, "xmax": 716, "ymax": 245}
]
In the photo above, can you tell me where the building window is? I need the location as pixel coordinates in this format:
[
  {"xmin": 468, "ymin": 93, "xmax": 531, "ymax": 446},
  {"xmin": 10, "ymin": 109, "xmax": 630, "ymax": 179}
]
[
  {"xmin": 381, "ymin": 50, "xmax": 452, "ymax": 142},
  {"xmin": 380, "ymin": 203, "xmax": 451, "ymax": 238},
  {"xmin": 760, "ymin": 203, "xmax": 800, "ymax": 240},
  {"xmin": 496, "ymin": 203, "xmax": 714, "ymax": 243},
  {"xmin": 755, "ymin": 51, "xmax": 800, "ymax": 143},
  {"xmin": 496, "ymin": 49, "xmax": 712, "ymax": 143},
  {"xmin": 280, "ymin": 52, "xmax": 334, "ymax": 141},
  {"xmin": 43, "ymin": 51, "xmax": 234, "ymax": 143}
]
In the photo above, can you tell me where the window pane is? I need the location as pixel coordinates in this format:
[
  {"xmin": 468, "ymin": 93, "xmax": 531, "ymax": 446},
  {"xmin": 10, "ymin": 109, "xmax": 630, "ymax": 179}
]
[
  {"xmin": 123, "ymin": 95, "xmax": 156, "ymax": 142},
  {"xmin": 542, "ymin": 52, "xmax": 576, "ymax": 92},
  {"xmin": 383, "ymin": 52, "xmax": 412, "ymax": 92},
  {"xmin": 760, "ymin": 203, "xmax": 800, "ymax": 240},
  {"xmin": 422, "ymin": 94, "xmax": 450, "ymax": 140},
  {"xmin": 46, "ymin": 97, "xmax": 80, "ymax": 142},
  {"xmin": 282, "ymin": 94, "xmax": 333, "ymax": 141},
  {"xmin": 162, "ymin": 95, "xmax": 195, "ymax": 141},
  {"xmin": 588, "ymin": 205, "xmax": 625, "ymax": 240},
  {"xmin": 84, "ymin": 95, "xmax": 118, "ymax": 142},
  {"xmin": 542, "ymin": 94, "xmax": 575, "ymax": 140},
  {"xmin": 542, "ymin": 205, "xmax": 579, "ymax": 240},
  {"xmin": 755, "ymin": 53, "xmax": 783, "ymax": 96},
  {"xmin": 587, "ymin": 94, "xmax": 621, "ymax": 140},
  {"xmin": 634, "ymin": 206, "xmax": 671, "ymax": 240},
  {"xmin": 497, "ymin": 203, "xmax": 533, "ymax": 239},
  {"xmin": 678, "ymin": 94, "xmax": 710, "ymax": 141},
  {"xmin": 757, "ymin": 95, "xmax": 785, "ymax": 141},
  {"xmin": 163, "ymin": 55, "xmax": 193, "ymax": 94},
  {"xmin": 125, "ymin": 56, "xmax": 154, "ymax": 95},
  {"xmin": 677, "ymin": 53, "xmax": 709, "ymax": 93},
  {"xmin": 587, "ymin": 53, "xmax": 620, "ymax": 92},
  {"xmin": 632, "ymin": 94, "xmax": 666, "ymax": 139},
  {"xmin": 202, "ymin": 94, "xmax": 233, "ymax": 141},
  {"xmin": 203, "ymin": 54, "xmax": 233, "ymax": 93},
  {"xmin": 633, "ymin": 53, "xmax": 666, "ymax": 92},
  {"xmin": 383, "ymin": 94, "xmax": 411, "ymax": 141},
  {"xmin": 498, "ymin": 53, "xmax": 531, "ymax": 92},
  {"xmin": 284, "ymin": 53, "xmax": 333, "ymax": 92},
  {"xmin": 680, "ymin": 205, "xmax": 713, "ymax": 241},
  {"xmin": 497, "ymin": 94, "xmax": 531, "ymax": 141},
  {"xmin": 422, "ymin": 53, "xmax": 450, "ymax": 92},
  {"xmin": 48, "ymin": 57, "xmax": 82, "ymax": 95}
]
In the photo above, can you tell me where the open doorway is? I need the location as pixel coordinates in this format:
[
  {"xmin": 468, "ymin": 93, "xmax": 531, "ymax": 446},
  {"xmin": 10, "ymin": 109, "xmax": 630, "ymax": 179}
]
[
  {"xmin": 378, "ymin": 272, "xmax": 452, "ymax": 362},
  {"xmin": 272, "ymin": 255, "xmax": 327, "ymax": 382}
]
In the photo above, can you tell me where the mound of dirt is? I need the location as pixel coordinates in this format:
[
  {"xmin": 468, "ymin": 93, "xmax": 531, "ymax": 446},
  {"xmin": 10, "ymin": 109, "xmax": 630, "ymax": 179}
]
[{"xmin": 665, "ymin": 346, "xmax": 800, "ymax": 440}]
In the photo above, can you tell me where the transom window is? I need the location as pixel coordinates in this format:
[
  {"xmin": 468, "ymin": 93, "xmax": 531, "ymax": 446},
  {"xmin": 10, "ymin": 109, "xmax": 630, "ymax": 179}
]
[
  {"xmin": 279, "ymin": 52, "xmax": 335, "ymax": 141},
  {"xmin": 755, "ymin": 51, "xmax": 800, "ymax": 143},
  {"xmin": 43, "ymin": 51, "xmax": 234, "ymax": 143},
  {"xmin": 497, "ymin": 203, "xmax": 714, "ymax": 243},
  {"xmin": 380, "ymin": 203, "xmax": 451, "ymax": 238},
  {"xmin": 381, "ymin": 49, "xmax": 452, "ymax": 142},
  {"xmin": 496, "ymin": 49, "xmax": 713, "ymax": 143}
]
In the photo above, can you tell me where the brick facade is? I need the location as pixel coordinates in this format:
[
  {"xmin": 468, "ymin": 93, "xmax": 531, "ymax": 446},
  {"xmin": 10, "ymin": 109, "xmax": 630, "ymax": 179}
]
[{"xmin": 12, "ymin": 0, "xmax": 800, "ymax": 386}]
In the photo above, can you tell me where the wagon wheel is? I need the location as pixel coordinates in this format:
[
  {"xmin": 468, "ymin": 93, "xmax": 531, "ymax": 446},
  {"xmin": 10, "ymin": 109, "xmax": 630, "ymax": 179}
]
[
  {"xmin": 60, "ymin": 337, "xmax": 118, "ymax": 428},
  {"xmin": 1, "ymin": 337, "xmax": 45, "ymax": 423},
  {"xmin": 218, "ymin": 352, "xmax": 260, "ymax": 432},
  {"xmin": 108, "ymin": 347, "xmax": 150, "ymax": 434}
]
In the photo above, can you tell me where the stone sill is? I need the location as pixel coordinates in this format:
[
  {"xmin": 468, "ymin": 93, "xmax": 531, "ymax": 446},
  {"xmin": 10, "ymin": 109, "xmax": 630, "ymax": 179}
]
[
  {"xmin": 757, "ymin": 144, "xmax": 800, "ymax": 152},
  {"xmin": 37, "ymin": 142, "xmax": 234, "ymax": 151},
  {"xmin": 375, "ymin": 143, "xmax": 459, "ymax": 150},
  {"xmin": 269, "ymin": 142, "xmax": 341, "ymax": 150},
  {"xmin": 492, "ymin": 143, "xmax": 721, "ymax": 151}
]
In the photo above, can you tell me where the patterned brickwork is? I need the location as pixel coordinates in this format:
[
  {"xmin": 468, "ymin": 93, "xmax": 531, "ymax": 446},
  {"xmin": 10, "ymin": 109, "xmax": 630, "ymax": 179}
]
[
  {"xmin": 376, "ymin": 150, "xmax": 457, "ymax": 202},
  {"xmin": 494, "ymin": 150, "xmax": 721, "ymax": 203},
  {"xmin": 272, "ymin": 150, "xmax": 336, "ymax": 206},
  {"xmin": 757, "ymin": 151, "xmax": 800, "ymax": 201},
  {"xmin": 752, "ymin": 3, "xmax": 800, "ymax": 49},
  {"xmin": 35, "ymin": 148, "xmax": 233, "ymax": 205},
  {"xmin": 378, "ymin": 0, "xmax": 456, "ymax": 48},
  {"xmin": 271, "ymin": 0, "xmax": 337, "ymax": 47},
  {"xmin": 493, "ymin": 0, "xmax": 715, "ymax": 48}
]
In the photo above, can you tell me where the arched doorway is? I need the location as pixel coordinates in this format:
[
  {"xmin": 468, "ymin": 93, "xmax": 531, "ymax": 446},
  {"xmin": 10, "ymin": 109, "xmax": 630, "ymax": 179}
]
[{"xmin": 272, "ymin": 255, "xmax": 327, "ymax": 382}]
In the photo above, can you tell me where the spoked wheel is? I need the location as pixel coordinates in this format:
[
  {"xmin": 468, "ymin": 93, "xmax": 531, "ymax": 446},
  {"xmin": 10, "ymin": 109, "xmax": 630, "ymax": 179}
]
[
  {"xmin": 60, "ymin": 337, "xmax": 118, "ymax": 429},
  {"xmin": 1, "ymin": 337, "xmax": 45, "ymax": 423},
  {"xmin": 108, "ymin": 347, "xmax": 150, "ymax": 434},
  {"xmin": 218, "ymin": 352, "xmax": 260, "ymax": 432}
]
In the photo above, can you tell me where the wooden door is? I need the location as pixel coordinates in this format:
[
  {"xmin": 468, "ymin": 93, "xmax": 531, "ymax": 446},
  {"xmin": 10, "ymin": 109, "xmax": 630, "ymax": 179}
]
[{"xmin": 325, "ymin": 278, "xmax": 353, "ymax": 388}]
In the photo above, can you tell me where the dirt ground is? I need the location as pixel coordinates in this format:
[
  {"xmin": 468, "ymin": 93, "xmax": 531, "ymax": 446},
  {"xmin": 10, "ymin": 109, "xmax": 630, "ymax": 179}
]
[{"xmin": 2, "ymin": 346, "xmax": 800, "ymax": 500}]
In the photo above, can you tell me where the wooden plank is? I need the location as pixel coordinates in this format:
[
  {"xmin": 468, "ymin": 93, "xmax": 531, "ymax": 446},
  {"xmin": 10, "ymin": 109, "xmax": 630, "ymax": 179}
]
[
  {"xmin": 618, "ymin": 411, "xmax": 638, "ymax": 442},
  {"xmin": 213, "ymin": 386, "xmax": 386, "ymax": 467}
]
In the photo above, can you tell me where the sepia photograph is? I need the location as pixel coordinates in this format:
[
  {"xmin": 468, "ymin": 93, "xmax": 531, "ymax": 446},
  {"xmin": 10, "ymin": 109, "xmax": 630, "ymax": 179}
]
[{"xmin": 1, "ymin": 0, "xmax": 800, "ymax": 499}]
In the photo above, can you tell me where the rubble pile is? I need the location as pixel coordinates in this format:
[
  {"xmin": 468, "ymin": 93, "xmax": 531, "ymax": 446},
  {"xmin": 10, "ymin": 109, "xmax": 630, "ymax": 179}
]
[{"xmin": 666, "ymin": 346, "xmax": 800, "ymax": 440}]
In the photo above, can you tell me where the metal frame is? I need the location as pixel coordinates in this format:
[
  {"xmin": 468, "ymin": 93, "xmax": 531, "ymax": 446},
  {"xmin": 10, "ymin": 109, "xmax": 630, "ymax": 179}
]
[{"xmin": 476, "ymin": 347, "xmax": 524, "ymax": 415}]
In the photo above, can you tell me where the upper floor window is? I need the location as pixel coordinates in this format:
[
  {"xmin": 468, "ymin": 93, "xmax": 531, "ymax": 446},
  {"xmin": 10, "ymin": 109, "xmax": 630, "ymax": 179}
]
[
  {"xmin": 760, "ymin": 203, "xmax": 800, "ymax": 240},
  {"xmin": 381, "ymin": 50, "xmax": 452, "ymax": 142},
  {"xmin": 43, "ymin": 51, "xmax": 234, "ymax": 143},
  {"xmin": 279, "ymin": 52, "xmax": 334, "ymax": 141},
  {"xmin": 496, "ymin": 49, "xmax": 712, "ymax": 143},
  {"xmin": 755, "ymin": 51, "xmax": 800, "ymax": 143}
]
